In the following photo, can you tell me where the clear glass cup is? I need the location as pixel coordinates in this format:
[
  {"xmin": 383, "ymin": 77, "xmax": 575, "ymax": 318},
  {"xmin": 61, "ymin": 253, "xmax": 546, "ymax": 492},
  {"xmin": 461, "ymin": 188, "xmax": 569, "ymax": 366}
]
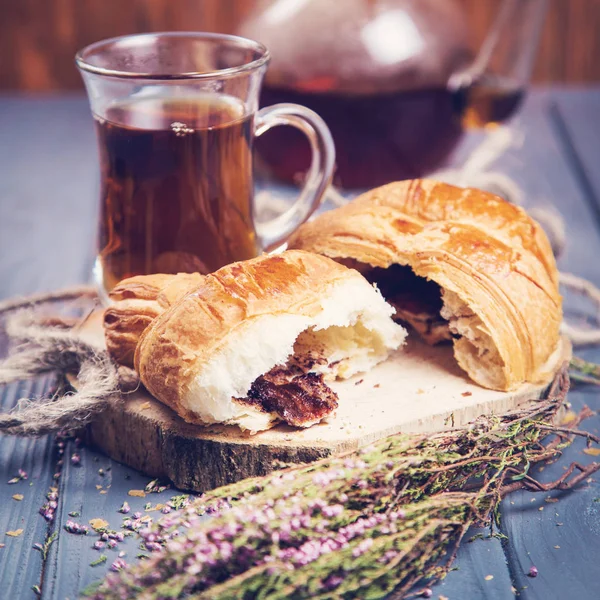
[{"xmin": 76, "ymin": 32, "xmax": 335, "ymax": 295}]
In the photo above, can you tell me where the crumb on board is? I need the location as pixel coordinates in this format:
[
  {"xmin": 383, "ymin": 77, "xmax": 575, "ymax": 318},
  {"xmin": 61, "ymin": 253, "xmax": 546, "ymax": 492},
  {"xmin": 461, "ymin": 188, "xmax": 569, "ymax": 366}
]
[
  {"xmin": 6, "ymin": 529, "xmax": 24, "ymax": 537},
  {"xmin": 583, "ymin": 447, "xmax": 600, "ymax": 456},
  {"xmin": 89, "ymin": 518, "xmax": 109, "ymax": 531},
  {"xmin": 12, "ymin": 494, "xmax": 24, "ymax": 501},
  {"xmin": 373, "ymin": 383, "xmax": 380, "ymax": 388},
  {"xmin": 139, "ymin": 401, "xmax": 152, "ymax": 410},
  {"xmin": 416, "ymin": 389, "xmax": 424, "ymax": 394},
  {"xmin": 461, "ymin": 391, "xmax": 473, "ymax": 397},
  {"xmin": 128, "ymin": 490, "xmax": 146, "ymax": 498},
  {"xmin": 354, "ymin": 379, "xmax": 364, "ymax": 386}
]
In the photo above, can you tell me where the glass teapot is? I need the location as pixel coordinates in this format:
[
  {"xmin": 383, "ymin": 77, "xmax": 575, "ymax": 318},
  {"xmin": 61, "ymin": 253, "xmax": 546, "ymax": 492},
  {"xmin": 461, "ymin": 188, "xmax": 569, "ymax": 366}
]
[{"xmin": 239, "ymin": 0, "xmax": 547, "ymax": 189}]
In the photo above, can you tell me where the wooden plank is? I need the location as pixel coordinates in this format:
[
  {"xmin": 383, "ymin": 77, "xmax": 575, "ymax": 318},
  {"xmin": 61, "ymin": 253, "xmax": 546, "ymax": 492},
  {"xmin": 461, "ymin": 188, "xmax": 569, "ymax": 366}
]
[
  {"xmin": 433, "ymin": 526, "xmax": 517, "ymax": 600},
  {"xmin": 0, "ymin": 377, "xmax": 57, "ymax": 599},
  {"xmin": 500, "ymin": 363, "xmax": 600, "ymax": 599},
  {"xmin": 0, "ymin": 95, "xmax": 99, "ymax": 599},
  {"xmin": 0, "ymin": 95, "xmax": 97, "ymax": 298},
  {"xmin": 43, "ymin": 443, "xmax": 179, "ymax": 599},
  {"xmin": 550, "ymin": 87, "xmax": 600, "ymax": 220}
]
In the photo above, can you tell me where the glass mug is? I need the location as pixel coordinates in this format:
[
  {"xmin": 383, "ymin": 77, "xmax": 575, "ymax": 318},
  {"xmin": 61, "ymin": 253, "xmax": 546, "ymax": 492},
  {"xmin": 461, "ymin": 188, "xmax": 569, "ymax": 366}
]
[{"xmin": 76, "ymin": 32, "xmax": 335, "ymax": 294}]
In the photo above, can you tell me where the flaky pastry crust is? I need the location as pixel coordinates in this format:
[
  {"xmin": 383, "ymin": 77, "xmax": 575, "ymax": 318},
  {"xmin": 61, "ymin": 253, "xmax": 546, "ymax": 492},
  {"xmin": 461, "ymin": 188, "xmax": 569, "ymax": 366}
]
[
  {"xmin": 134, "ymin": 251, "xmax": 384, "ymax": 423},
  {"xmin": 288, "ymin": 179, "xmax": 563, "ymax": 391},
  {"xmin": 104, "ymin": 272, "xmax": 204, "ymax": 367}
]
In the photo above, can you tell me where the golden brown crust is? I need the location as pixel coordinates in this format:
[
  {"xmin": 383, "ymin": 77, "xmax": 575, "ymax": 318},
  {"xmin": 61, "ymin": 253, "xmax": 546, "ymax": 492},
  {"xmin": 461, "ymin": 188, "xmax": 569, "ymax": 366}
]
[
  {"xmin": 104, "ymin": 273, "xmax": 204, "ymax": 367},
  {"xmin": 134, "ymin": 251, "xmax": 365, "ymax": 419},
  {"xmin": 288, "ymin": 179, "xmax": 562, "ymax": 391}
]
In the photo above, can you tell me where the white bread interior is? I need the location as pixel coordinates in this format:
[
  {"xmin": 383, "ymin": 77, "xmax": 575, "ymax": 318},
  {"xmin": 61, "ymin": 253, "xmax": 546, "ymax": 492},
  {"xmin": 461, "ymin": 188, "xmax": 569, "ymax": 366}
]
[
  {"xmin": 183, "ymin": 275, "xmax": 406, "ymax": 431},
  {"xmin": 440, "ymin": 289, "xmax": 505, "ymax": 390}
]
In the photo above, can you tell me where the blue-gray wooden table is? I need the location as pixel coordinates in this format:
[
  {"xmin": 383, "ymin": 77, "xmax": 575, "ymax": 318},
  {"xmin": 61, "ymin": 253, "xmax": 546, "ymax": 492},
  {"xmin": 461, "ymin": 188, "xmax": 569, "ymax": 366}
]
[{"xmin": 1, "ymin": 88, "xmax": 600, "ymax": 599}]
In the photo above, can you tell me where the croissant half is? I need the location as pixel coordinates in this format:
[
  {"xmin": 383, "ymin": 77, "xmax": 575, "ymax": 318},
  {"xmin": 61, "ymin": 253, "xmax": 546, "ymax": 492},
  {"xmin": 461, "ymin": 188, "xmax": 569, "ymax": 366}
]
[
  {"xmin": 104, "ymin": 272, "xmax": 204, "ymax": 367},
  {"xmin": 288, "ymin": 179, "xmax": 563, "ymax": 391},
  {"xmin": 133, "ymin": 251, "xmax": 406, "ymax": 432}
]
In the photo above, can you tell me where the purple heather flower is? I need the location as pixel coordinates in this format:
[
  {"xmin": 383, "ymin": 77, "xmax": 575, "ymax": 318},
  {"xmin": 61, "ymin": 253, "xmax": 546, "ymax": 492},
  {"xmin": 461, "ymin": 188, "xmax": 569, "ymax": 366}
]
[
  {"xmin": 352, "ymin": 537, "xmax": 373, "ymax": 557},
  {"xmin": 133, "ymin": 512, "xmax": 142, "ymax": 520},
  {"xmin": 380, "ymin": 549, "xmax": 399, "ymax": 563},
  {"xmin": 528, "ymin": 566, "xmax": 539, "ymax": 578},
  {"xmin": 93, "ymin": 541, "xmax": 105, "ymax": 551},
  {"xmin": 420, "ymin": 589, "xmax": 433, "ymax": 599},
  {"xmin": 110, "ymin": 558, "xmax": 127, "ymax": 572},
  {"xmin": 64, "ymin": 520, "xmax": 88, "ymax": 535},
  {"xmin": 145, "ymin": 542, "xmax": 162, "ymax": 552},
  {"xmin": 108, "ymin": 539, "xmax": 117, "ymax": 549},
  {"xmin": 324, "ymin": 575, "xmax": 344, "ymax": 590},
  {"xmin": 322, "ymin": 504, "xmax": 344, "ymax": 518},
  {"xmin": 118, "ymin": 502, "xmax": 130, "ymax": 514},
  {"xmin": 70, "ymin": 453, "xmax": 81, "ymax": 466}
]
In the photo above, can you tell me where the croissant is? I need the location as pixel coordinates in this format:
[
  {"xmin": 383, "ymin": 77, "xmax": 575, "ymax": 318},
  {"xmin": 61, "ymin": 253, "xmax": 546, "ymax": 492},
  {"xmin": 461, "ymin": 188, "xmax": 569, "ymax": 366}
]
[
  {"xmin": 134, "ymin": 250, "xmax": 406, "ymax": 432},
  {"xmin": 287, "ymin": 180, "xmax": 563, "ymax": 391},
  {"xmin": 104, "ymin": 272, "xmax": 204, "ymax": 367}
]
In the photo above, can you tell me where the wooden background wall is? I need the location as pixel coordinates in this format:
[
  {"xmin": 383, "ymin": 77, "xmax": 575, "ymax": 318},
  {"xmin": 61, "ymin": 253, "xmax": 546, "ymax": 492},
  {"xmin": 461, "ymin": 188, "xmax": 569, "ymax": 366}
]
[{"xmin": 1, "ymin": 0, "xmax": 599, "ymax": 91}]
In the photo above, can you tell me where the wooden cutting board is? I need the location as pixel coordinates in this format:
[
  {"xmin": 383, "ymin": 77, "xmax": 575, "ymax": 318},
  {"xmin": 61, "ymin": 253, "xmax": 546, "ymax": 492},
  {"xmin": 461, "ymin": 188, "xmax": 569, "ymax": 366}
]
[{"xmin": 74, "ymin": 312, "xmax": 571, "ymax": 492}]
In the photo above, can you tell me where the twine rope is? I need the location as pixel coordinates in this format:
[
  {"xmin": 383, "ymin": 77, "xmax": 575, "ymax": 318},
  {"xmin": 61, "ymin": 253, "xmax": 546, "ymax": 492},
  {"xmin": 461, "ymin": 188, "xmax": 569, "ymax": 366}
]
[{"xmin": 0, "ymin": 307, "xmax": 138, "ymax": 436}]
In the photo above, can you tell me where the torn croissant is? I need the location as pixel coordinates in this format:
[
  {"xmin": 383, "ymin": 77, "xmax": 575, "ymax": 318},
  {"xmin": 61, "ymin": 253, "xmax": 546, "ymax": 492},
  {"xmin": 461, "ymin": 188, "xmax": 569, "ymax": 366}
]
[
  {"xmin": 104, "ymin": 272, "xmax": 204, "ymax": 367},
  {"xmin": 133, "ymin": 250, "xmax": 406, "ymax": 432},
  {"xmin": 288, "ymin": 179, "xmax": 563, "ymax": 392}
]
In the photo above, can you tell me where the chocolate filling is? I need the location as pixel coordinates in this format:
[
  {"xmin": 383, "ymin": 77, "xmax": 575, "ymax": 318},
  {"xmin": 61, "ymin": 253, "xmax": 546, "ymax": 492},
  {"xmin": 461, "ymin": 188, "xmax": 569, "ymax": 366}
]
[
  {"xmin": 241, "ymin": 364, "xmax": 338, "ymax": 428},
  {"xmin": 366, "ymin": 264, "xmax": 451, "ymax": 345}
]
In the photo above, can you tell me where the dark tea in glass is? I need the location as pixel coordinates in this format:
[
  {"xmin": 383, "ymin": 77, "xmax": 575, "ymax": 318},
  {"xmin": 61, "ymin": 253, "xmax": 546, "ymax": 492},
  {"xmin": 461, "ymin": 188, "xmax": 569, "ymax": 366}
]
[
  {"xmin": 95, "ymin": 95, "xmax": 257, "ymax": 291},
  {"xmin": 77, "ymin": 32, "xmax": 335, "ymax": 294}
]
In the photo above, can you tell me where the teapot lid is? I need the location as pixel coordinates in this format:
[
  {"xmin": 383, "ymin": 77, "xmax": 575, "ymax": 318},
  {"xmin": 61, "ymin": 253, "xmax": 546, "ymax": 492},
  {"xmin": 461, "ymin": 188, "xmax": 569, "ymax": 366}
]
[{"xmin": 239, "ymin": 0, "xmax": 473, "ymax": 95}]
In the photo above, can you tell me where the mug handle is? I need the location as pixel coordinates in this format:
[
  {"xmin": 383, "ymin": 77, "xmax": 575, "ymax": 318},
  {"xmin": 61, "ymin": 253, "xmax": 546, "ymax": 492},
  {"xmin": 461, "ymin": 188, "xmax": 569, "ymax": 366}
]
[{"xmin": 253, "ymin": 103, "xmax": 336, "ymax": 251}]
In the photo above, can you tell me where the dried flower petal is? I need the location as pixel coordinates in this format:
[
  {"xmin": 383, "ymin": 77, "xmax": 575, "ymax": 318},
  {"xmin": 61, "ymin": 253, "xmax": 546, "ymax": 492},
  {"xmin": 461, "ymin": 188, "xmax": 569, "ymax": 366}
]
[
  {"xmin": 583, "ymin": 447, "xmax": 600, "ymax": 457},
  {"xmin": 89, "ymin": 519, "xmax": 109, "ymax": 531},
  {"xmin": 528, "ymin": 566, "xmax": 538, "ymax": 578},
  {"xmin": 6, "ymin": 529, "xmax": 24, "ymax": 537}
]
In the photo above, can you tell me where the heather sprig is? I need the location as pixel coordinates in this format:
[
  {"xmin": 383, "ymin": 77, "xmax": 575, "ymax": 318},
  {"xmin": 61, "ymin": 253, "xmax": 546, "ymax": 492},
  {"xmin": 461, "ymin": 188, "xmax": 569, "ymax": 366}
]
[{"xmin": 91, "ymin": 368, "xmax": 599, "ymax": 599}]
